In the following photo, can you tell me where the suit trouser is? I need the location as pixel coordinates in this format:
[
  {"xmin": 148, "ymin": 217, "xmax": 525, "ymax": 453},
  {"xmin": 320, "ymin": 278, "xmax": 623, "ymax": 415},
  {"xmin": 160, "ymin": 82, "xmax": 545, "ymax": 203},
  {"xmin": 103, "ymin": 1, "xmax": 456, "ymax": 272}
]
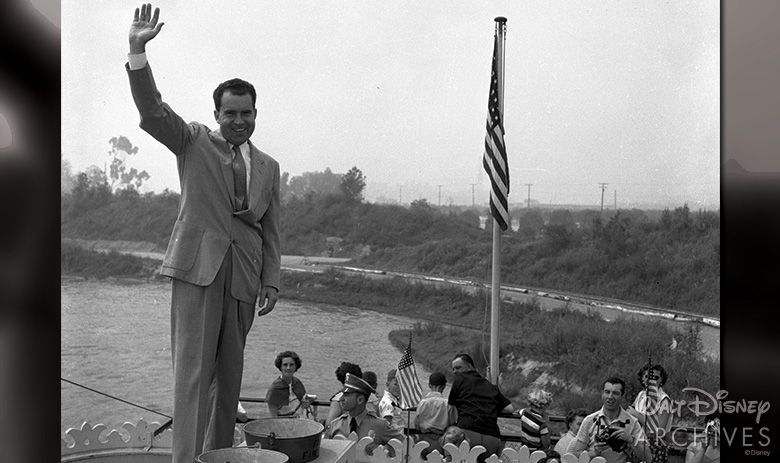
[
  {"xmin": 170, "ymin": 251, "xmax": 255, "ymax": 463},
  {"xmin": 461, "ymin": 429, "xmax": 504, "ymax": 463}
]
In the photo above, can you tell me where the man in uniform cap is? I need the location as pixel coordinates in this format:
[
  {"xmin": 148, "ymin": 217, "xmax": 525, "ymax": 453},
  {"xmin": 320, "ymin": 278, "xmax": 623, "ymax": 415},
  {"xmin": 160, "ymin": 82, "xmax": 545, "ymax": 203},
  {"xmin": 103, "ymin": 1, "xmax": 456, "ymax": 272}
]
[{"xmin": 327, "ymin": 373, "xmax": 405, "ymax": 452}]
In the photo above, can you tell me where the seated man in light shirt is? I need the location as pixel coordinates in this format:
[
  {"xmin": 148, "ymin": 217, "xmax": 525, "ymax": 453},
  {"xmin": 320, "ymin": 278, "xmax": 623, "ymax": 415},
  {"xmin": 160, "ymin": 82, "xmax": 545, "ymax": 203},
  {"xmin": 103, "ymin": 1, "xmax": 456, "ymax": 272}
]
[{"xmin": 567, "ymin": 377, "xmax": 651, "ymax": 463}]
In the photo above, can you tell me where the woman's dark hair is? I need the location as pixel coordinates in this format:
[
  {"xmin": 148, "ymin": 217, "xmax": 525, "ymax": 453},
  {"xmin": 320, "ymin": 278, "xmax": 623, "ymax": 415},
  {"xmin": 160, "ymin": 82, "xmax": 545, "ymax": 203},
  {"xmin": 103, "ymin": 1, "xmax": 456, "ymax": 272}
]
[
  {"xmin": 565, "ymin": 408, "xmax": 589, "ymax": 428},
  {"xmin": 636, "ymin": 363, "xmax": 668, "ymax": 387},
  {"xmin": 452, "ymin": 353, "xmax": 475, "ymax": 367},
  {"xmin": 703, "ymin": 411, "xmax": 720, "ymax": 423},
  {"xmin": 274, "ymin": 351, "xmax": 302, "ymax": 371},
  {"xmin": 335, "ymin": 362, "xmax": 362, "ymax": 384}
]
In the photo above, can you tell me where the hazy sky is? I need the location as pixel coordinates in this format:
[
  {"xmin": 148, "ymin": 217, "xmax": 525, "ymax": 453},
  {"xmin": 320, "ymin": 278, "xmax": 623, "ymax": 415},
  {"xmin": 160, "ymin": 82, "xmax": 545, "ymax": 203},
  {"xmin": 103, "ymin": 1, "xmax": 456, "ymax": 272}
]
[{"xmin": 61, "ymin": 1, "xmax": 720, "ymax": 209}]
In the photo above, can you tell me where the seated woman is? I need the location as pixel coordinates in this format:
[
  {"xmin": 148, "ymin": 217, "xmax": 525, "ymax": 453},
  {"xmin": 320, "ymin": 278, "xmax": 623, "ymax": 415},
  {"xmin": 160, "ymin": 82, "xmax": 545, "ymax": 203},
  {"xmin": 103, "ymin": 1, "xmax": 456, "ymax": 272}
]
[
  {"xmin": 627, "ymin": 362, "xmax": 674, "ymax": 463},
  {"xmin": 265, "ymin": 350, "xmax": 310, "ymax": 417}
]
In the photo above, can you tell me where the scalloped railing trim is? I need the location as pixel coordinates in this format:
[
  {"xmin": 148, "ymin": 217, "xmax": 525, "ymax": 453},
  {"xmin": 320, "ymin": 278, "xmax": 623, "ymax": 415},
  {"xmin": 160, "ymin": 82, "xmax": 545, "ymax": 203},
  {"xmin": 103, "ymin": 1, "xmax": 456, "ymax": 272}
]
[{"xmin": 61, "ymin": 419, "xmax": 608, "ymax": 463}]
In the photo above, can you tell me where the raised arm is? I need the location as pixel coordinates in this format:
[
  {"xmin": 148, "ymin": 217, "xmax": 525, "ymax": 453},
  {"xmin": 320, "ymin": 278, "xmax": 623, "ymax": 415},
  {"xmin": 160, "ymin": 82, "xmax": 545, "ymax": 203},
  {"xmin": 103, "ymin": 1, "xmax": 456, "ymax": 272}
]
[{"xmin": 129, "ymin": 4, "xmax": 165, "ymax": 54}]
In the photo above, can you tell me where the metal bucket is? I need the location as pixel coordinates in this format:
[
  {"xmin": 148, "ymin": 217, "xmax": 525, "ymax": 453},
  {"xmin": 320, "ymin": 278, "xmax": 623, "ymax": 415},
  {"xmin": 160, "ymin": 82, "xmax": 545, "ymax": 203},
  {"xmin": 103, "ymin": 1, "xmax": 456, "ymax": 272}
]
[
  {"xmin": 243, "ymin": 418, "xmax": 324, "ymax": 463},
  {"xmin": 196, "ymin": 448, "xmax": 289, "ymax": 463}
]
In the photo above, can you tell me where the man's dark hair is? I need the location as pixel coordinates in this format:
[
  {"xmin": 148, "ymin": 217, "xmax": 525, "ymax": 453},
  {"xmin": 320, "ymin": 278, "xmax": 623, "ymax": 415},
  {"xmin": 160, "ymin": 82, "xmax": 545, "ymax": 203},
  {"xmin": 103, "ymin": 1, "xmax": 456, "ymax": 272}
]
[
  {"xmin": 274, "ymin": 350, "xmax": 302, "ymax": 371},
  {"xmin": 335, "ymin": 362, "xmax": 362, "ymax": 384},
  {"xmin": 213, "ymin": 78, "xmax": 257, "ymax": 111},
  {"xmin": 636, "ymin": 363, "xmax": 669, "ymax": 388},
  {"xmin": 604, "ymin": 376, "xmax": 626, "ymax": 395},
  {"xmin": 453, "ymin": 353, "xmax": 475, "ymax": 367},
  {"xmin": 565, "ymin": 408, "xmax": 589, "ymax": 427}
]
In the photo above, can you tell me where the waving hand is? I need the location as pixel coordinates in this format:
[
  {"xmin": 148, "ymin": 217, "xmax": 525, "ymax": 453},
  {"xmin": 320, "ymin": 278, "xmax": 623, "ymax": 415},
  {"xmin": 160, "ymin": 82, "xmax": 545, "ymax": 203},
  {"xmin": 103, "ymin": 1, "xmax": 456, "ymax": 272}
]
[{"xmin": 129, "ymin": 4, "xmax": 164, "ymax": 54}]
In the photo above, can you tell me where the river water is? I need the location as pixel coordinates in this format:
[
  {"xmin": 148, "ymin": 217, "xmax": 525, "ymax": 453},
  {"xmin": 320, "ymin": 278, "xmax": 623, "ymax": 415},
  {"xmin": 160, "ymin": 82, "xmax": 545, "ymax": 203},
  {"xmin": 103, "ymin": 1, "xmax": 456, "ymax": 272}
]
[{"xmin": 61, "ymin": 279, "xmax": 434, "ymax": 436}]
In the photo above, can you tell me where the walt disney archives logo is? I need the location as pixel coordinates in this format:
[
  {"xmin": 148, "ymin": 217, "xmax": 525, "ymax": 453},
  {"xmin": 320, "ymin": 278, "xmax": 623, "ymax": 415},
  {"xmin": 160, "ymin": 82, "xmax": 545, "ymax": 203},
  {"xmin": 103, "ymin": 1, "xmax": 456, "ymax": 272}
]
[{"xmin": 642, "ymin": 388, "xmax": 771, "ymax": 450}]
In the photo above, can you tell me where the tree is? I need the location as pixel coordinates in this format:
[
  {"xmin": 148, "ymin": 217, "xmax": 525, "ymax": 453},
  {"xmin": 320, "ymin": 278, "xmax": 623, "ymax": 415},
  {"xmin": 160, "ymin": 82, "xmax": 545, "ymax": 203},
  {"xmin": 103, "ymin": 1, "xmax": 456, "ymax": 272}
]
[
  {"xmin": 340, "ymin": 166, "xmax": 366, "ymax": 202},
  {"xmin": 410, "ymin": 198, "xmax": 433, "ymax": 211},
  {"xmin": 516, "ymin": 209, "xmax": 544, "ymax": 239},
  {"xmin": 68, "ymin": 171, "xmax": 112, "ymax": 218},
  {"xmin": 108, "ymin": 135, "xmax": 150, "ymax": 192},
  {"xmin": 61, "ymin": 152, "xmax": 75, "ymax": 194},
  {"xmin": 287, "ymin": 168, "xmax": 341, "ymax": 198},
  {"xmin": 85, "ymin": 165, "xmax": 108, "ymax": 186},
  {"xmin": 548, "ymin": 209, "xmax": 575, "ymax": 229},
  {"xmin": 280, "ymin": 171, "xmax": 290, "ymax": 203}
]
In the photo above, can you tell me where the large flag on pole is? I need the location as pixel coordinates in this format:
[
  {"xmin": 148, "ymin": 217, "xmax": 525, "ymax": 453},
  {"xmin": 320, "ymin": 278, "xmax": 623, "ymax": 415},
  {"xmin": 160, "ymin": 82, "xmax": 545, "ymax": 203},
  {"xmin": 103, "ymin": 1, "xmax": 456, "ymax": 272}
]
[
  {"xmin": 483, "ymin": 34, "xmax": 510, "ymax": 231},
  {"xmin": 396, "ymin": 334, "xmax": 424, "ymax": 409}
]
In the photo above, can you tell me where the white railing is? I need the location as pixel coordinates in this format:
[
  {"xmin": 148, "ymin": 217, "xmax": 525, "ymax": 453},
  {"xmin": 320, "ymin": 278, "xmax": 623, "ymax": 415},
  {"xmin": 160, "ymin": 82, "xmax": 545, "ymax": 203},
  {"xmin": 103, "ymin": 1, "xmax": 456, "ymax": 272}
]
[{"xmin": 61, "ymin": 419, "xmax": 607, "ymax": 463}]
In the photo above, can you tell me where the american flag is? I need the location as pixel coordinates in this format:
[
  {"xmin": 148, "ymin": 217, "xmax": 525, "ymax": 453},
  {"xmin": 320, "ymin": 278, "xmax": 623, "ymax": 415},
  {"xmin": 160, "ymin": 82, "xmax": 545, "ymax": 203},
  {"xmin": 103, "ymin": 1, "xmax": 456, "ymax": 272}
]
[
  {"xmin": 396, "ymin": 335, "xmax": 424, "ymax": 409},
  {"xmin": 483, "ymin": 34, "xmax": 510, "ymax": 232}
]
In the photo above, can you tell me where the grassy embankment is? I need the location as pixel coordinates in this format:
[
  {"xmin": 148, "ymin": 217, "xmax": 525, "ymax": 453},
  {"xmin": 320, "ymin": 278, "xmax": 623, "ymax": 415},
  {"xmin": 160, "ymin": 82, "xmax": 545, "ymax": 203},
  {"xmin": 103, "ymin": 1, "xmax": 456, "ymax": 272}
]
[
  {"xmin": 61, "ymin": 244, "xmax": 162, "ymax": 280},
  {"xmin": 283, "ymin": 269, "xmax": 718, "ymax": 427},
  {"xmin": 61, "ymin": 244, "xmax": 718, "ymax": 427}
]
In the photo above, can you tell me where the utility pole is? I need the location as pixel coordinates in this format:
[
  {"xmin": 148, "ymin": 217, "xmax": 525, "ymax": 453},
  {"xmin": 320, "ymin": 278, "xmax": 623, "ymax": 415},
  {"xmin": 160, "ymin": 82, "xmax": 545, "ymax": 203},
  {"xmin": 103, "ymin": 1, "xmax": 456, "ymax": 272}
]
[
  {"xmin": 599, "ymin": 183, "xmax": 608, "ymax": 212},
  {"xmin": 470, "ymin": 183, "xmax": 476, "ymax": 208},
  {"xmin": 524, "ymin": 184, "xmax": 533, "ymax": 208},
  {"xmin": 437, "ymin": 185, "xmax": 443, "ymax": 206}
]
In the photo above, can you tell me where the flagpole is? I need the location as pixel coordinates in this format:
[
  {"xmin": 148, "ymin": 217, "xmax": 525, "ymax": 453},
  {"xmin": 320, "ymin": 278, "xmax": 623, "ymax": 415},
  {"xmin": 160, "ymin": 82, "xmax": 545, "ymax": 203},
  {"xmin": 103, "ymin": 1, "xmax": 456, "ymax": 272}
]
[{"xmin": 489, "ymin": 16, "xmax": 507, "ymax": 386}]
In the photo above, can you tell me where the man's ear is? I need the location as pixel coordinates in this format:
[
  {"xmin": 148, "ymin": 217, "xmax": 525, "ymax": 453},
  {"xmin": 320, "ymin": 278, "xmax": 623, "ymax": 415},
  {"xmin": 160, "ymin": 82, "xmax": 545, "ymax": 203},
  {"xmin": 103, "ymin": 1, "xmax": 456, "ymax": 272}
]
[{"xmin": 214, "ymin": 109, "xmax": 219, "ymax": 122}]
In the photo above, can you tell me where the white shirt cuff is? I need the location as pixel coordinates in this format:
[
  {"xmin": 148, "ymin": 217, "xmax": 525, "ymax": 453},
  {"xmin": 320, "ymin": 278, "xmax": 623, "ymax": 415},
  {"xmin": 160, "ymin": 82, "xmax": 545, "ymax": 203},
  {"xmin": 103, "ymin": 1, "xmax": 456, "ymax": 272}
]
[{"xmin": 128, "ymin": 53, "xmax": 148, "ymax": 70}]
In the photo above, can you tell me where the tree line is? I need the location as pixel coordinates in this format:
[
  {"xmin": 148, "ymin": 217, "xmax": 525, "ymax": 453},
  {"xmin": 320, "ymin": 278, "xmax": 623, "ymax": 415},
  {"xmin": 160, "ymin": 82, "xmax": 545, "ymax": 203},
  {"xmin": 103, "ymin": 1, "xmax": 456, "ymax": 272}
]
[{"xmin": 62, "ymin": 144, "xmax": 719, "ymax": 316}]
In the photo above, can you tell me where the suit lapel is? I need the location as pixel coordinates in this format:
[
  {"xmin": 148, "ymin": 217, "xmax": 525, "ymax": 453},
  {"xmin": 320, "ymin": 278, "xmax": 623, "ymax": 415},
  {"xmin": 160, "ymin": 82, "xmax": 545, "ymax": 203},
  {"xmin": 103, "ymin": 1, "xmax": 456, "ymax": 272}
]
[{"xmin": 248, "ymin": 141, "xmax": 266, "ymax": 209}]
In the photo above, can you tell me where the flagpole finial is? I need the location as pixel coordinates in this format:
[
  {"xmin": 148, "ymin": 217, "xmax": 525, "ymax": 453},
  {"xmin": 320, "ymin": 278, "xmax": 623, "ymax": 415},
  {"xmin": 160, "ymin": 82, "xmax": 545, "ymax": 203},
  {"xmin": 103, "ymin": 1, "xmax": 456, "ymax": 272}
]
[{"xmin": 494, "ymin": 16, "xmax": 507, "ymax": 24}]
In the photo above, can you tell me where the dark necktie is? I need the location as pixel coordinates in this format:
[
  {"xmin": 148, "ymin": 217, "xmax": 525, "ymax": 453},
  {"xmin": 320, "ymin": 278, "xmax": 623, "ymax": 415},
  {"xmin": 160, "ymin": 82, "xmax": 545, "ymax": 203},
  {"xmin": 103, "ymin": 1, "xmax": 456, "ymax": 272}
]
[
  {"xmin": 232, "ymin": 145, "xmax": 247, "ymax": 211},
  {"xmin": 349, "ymin": 417, "xmax": 357, "ymax": 435}
]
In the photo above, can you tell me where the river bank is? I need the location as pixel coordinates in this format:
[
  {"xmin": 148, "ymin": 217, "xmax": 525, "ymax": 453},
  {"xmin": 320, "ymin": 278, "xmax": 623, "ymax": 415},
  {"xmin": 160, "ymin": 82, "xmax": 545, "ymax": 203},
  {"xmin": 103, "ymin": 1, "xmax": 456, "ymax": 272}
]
[{"xmin": 61, "ymin": 244, "xmax": 719, "ymax": 427}]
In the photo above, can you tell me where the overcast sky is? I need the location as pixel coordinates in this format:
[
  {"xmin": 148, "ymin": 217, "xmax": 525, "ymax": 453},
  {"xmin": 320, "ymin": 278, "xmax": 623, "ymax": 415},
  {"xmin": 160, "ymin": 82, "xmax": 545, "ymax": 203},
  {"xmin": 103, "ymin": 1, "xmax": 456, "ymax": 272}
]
[{"xmin": 61, "ymin": 1, "xmax": 720, "ymax": 209}]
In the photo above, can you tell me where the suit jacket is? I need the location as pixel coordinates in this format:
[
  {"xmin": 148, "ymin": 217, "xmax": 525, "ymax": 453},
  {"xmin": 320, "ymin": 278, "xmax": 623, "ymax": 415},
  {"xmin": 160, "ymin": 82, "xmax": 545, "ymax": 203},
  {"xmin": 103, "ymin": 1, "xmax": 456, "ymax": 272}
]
[{"xmin": 126, "ymin": 64, "xmax": 281, "ymax": 303}]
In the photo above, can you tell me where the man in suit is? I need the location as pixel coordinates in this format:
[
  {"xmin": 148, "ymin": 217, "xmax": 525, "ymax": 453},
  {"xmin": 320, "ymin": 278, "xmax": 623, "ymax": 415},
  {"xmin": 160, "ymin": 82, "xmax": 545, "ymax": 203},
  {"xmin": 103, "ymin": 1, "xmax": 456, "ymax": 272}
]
[{"xmin": 125, "ymin": 5, "xmax": 281, "ymax": 463}]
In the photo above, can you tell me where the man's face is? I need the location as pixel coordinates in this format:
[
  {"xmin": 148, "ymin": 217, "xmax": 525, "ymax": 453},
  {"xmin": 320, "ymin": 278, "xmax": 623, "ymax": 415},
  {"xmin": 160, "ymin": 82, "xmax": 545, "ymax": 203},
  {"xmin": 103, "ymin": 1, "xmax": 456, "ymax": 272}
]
[
  {"xmin": 601, "ymin": 382, "xmax": 624, "ymax": 412},
  {"xmin": 451, "ymin": 358, "xmax": 474, "ymax": 374},
  {"xmin": 387, "ymin": 377, "xmax": 400, "ymax": 397},
  {"xmin": 339, "ymin": 391, "xmax": 362, "ymax": 414},
  {"xmin": 214, "ymin": 91, "xmax": 256, "ymax": 146}
]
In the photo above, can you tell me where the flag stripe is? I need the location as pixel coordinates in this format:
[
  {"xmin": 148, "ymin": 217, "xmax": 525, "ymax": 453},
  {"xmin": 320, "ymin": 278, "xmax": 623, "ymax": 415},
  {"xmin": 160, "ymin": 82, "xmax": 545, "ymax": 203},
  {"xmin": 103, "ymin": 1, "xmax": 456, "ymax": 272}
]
[
  {"xmin": 397, "ymin": 340, "xmax": 424, "ymax": 410},
  {"xmin": 483, "ymin": 33, "xmax": 510, "ymax": 231}
]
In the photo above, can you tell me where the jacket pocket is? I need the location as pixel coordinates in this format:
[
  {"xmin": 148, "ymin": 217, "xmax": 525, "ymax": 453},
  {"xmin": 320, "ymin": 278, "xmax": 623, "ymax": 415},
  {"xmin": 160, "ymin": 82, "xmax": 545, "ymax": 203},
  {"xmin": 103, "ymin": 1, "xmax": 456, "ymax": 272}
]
[{"xmin": 162, "ymin": 220, "xmax": 204, "ymax": 271}]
